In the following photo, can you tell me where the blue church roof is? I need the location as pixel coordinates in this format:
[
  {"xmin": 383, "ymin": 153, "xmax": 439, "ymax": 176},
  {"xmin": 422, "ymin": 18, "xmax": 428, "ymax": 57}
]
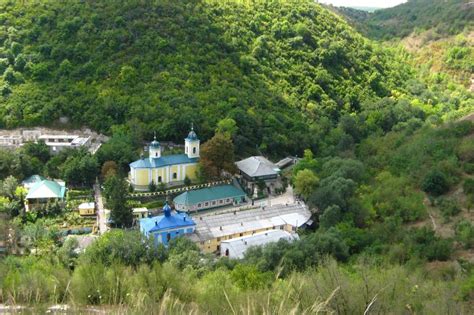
[
  {"xmin": 130, "ymin": 154, "xmax": 198, "ymax": 169},
  {"xmin": 140, "ymin": 212, "xmax": 195, "ymax": 234},
  {"xmin": 186, "ymin": 129, "xmax": 198, "ymax": 141}
]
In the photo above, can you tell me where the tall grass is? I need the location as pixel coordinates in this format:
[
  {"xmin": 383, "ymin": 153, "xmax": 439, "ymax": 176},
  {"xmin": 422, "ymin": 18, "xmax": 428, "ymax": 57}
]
[{"xmin": 0, "ymin": 257, "xmax": 472, "ymax": 314}]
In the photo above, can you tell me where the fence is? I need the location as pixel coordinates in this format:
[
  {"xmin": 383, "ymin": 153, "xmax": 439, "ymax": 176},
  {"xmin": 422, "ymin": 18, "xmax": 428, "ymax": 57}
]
[{"xmin": 129, "ymin": 179, "xmax": 232, "ymax": 198}]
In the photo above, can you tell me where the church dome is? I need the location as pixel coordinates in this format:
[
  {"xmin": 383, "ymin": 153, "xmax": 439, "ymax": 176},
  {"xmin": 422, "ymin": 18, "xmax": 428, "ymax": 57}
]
[
  {"xmin": 163, "ymin": 202, "xmax": 172, "ymax": 217},
  {"xmin": 186, "ymin": 129, "xmax": 198, "ymax": 141},
  {"xmin": 150, "ymin": 139, "xmax": 160, "ymax": 148},
  {"xmin": 150, "ymin": 133, "xmax": 160, "ymax": 148}
]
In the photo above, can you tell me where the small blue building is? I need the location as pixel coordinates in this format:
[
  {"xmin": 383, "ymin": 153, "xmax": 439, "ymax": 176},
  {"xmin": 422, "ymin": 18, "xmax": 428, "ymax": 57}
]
[{"xmin": 139, "ymin": 203, "xmax": 196, "ymax": 246}]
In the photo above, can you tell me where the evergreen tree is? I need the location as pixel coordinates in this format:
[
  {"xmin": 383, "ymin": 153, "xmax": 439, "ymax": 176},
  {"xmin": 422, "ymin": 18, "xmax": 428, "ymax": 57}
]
[{"xmin": 104, "ymin": 174, "xmax": 133, "ymax": 228}]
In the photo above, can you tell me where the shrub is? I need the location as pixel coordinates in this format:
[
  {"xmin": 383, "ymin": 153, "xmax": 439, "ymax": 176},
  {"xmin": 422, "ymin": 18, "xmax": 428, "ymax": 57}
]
[
  {"xmin": 422, "ymin": 169, "xmax": 449, "ymax": 196},
  {"xmin": 436, "ymin": 197, "xmax": 461, "ymax": 220},
  {"xmin": 455, "ymin": 220, "xmax": 474, "ymax": 249},
  {"xmin": 463, "ymin": 179, "xmax": 474, "ymax": 195}
]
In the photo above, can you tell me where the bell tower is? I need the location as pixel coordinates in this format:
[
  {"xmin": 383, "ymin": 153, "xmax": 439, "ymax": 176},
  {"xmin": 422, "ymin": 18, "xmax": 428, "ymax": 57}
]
[
  {"xmin": 184, "ymin": 123, "xmax": 200, "ymax": 159},
  {"xmin": 149, "ymin": 132, "xmax": 161, "ymax": 160}
]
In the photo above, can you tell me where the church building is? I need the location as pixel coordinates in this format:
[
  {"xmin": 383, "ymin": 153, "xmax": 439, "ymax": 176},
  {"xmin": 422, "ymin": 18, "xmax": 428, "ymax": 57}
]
[{"xmin": 129, "ymin": 127, "xmax": 200, "ymax": 191}]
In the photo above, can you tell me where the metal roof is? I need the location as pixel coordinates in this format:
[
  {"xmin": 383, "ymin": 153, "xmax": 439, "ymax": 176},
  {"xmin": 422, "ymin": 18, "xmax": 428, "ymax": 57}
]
[
  {"xmin": 220, "ymin": 230, "xmax": 299, "ymax": 259},
  {"xmin": 173, "ymin": 184, "xmax": 246, "ymax": 207},
  {"xmin": 26, "ymin": 179, "xmax": 66, "ymax": 200},
  {"xmin": 236, "ymin": 156, "xmax": 280, "ymax": 178},
  {"xmin": 192, "ymin": 202, "xmax": 311, "ymax": 242},
  {"xmin": 140, "ymin": 212, "xmax": 196, "ymax": 233},
  {"xmin": 130, "ymin": 154, "xmax": 198, "ymax": 169}
]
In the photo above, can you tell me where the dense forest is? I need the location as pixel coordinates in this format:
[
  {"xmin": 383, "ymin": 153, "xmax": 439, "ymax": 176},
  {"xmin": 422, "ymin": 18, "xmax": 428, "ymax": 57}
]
[
  {"xmin": 0, "ymin": 0, "xmax": 471, "ymax": 157},
  {"xmin": 0, "ymin": 0, "xmax": 473, "ymax": 313},
  {"xmin": 335, "ymin": 0, "xmax": 474, "ymax": 40}
]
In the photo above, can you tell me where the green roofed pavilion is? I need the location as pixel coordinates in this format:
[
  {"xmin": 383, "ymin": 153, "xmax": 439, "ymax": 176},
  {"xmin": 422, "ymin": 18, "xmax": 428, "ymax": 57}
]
[
  {"xmin": 25, "ymin": 179, "xmax": 66, "ymax": 211},
  {"xmin": 173, "ymin": 184, "xmax": 247, "ymax": 212}
]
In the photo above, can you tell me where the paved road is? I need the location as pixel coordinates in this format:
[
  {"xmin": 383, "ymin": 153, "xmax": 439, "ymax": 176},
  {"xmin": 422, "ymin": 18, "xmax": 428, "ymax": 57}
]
[{"xmin": 94, "ymin": 183, "xmax": 108, "ymax": 235}]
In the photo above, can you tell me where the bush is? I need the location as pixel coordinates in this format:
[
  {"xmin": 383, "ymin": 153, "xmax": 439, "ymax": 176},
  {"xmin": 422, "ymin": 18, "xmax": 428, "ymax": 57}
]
[
  {"xmin": 463, "ymin": 179, "xmax": 474, "ymax": 195},
  {"xmin": 455, "ymin": 220, "xmax": 474, "ymax": 249},
  {"xmin": 422, "ymin": 169, "xmax": 449, "ymax": 196},
  {"xmin": 436, "ymin": 197, "xmax": 461, "ymax": 220}
]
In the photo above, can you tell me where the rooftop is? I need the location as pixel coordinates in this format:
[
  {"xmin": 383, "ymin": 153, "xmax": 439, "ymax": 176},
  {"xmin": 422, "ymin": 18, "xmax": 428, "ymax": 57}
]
[
  {"xmin": 26, "ymin": 179, "xmax": 66, "ymax": 200},
  {"xmin": 236, "ymin": 156, "xmax": 280, "ymax": 178},
  {"xmin": 173, "ymin": 184, "xmax": 246, "ymax": 207},
  {"xmin": 140, "ymin": 212, "xmax": 196, "ymax": 233},
  {"xmin": 221, "ymin": 229, "xmax": 299, "ymax": 259},
  {"xmin": 22, "ymin": 175, "xmax": 46, "ymax": 187},
  {"xmin": 78, "ymin": 202, "xmax": 95, "ymax": 210},
  {"xmin": 192, "ymin": 202, "xmax": 311, "ymax": 242},
  {"xmin": 130, "ymin": 154, "xmax": 198, "ymax": 169}
]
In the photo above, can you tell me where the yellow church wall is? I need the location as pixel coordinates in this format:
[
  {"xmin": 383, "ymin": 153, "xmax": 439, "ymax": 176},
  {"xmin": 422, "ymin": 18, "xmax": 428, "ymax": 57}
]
[
  {"xmin": 170, "ymin": 165, "xmax": 178, "ymax": 181},
  {"xmin": 131, "ymin": 162, "xmax": 198, "ymax": 188},
  {"xmin": 135, "ymin": 170, "xmax": 149, "ymax": 186},
  {"xmin": 185, "ymin": 164, "xmax": 197, "ymax": 180}
]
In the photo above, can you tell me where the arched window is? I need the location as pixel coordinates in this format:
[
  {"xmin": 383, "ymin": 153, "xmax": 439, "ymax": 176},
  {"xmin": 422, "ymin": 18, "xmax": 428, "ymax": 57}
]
[
  {"xmin": 225, "ymin": 249, "xmax": 229, "ymax": 256},
  {"xmin": 193, "ymin": 147, "xmax": 196, "ymax": 154}
]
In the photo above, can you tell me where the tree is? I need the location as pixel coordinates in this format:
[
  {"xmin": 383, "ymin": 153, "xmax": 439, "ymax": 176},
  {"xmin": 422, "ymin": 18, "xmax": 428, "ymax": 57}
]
[
  {"xmin": 101, "ymin": 160, "xmax": 118, "ymax": 179},
  {"xmin": 104, "ymin": 175, "xmax": 133, "ymax": 228},
  {"xmin": 199, "ymin": 133, "xmax": 237, "ymax": 179},
  {"xmin": 148, "ymin": 180, "xmax": 157, "ymax": 192},
  {"xmin": 21, "ymin": 140, "xmax": 50, "ymax": 163},
  {"xmin": 61, "ymin": 153, "xmax": 99, "ymax": 186},
  {"xmin": 310, "ymin": 176, "xmax": 356, "ymax": 212},
  {"xmin": 184, "ymin": 175, "xmax": 191, "ymax": 186},
  {"xmin": 293, "ymin": 169, "xmax": 319, "ymax": 200},
  {"xmin": 422, "ymin": 169, "xmax": 449, "ymax": 196},
  {"xmin": 216, "ymin": 118, "xmax": 238, "ymax": 137},
  {"xmin": 319, "ymin": 205, "xmax": 342, "ymax": 229},
  {"xmin": 293, "ymin": 149, "xmax": 319, "ymax": 175}
]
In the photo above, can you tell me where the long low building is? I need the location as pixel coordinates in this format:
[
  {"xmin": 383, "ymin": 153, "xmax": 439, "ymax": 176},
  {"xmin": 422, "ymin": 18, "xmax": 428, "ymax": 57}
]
[
  {"xmin": 189, "ymin": 202, "xmax": 311, "ymax": 253},
  {"xmin": 220, "ymin": 229, "xmax": 299, "ymax": 259},
  {"xmin": 173, "ymin": 184, "xmax": 247, "ymax": 212}
]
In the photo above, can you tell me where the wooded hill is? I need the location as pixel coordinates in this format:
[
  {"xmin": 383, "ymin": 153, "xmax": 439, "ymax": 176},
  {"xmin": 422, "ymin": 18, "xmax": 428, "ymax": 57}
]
[
  {"xmin": 335, "ymin": 0, "xmax": 474, "ymax": 40},
  {"xmin": 0, "ymin": 0, "xmax": 470, "ymax": 158}
]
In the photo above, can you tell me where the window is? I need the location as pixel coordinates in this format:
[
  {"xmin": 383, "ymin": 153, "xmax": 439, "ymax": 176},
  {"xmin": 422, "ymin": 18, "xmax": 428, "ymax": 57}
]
[
  {"xmin": 155, "ymin": 152, "xmax": 158, "ymax": 157},
  {"xmin": 217, "ymin": 237, "xmax": 221, "ymax": 241},
  {"xmin": 193, "ymin": 147, "xmax": 196, "ymax": 154},
  {"xmin": 197, "ymin": 203, "xmax": 201, "ymax": 207},
  {"xmin": 239, "ymin": 233, "xmax": 243, "ymax": 237},
  {"xmin": 173, "ymin": 172, "xmax": 177, "ymax": 179},
  {"xmin": 158, "ymin": 176, "xmax": 162, "ymax": 183},
  {"xmin": 212, "ymin": 201, "xmax": 216, "ymax": 205},
  {"xmin": 166, "ymin": 233, "xmax": 171, "ymax": 242},
  {"xmin": 226, "ymin": 198, "xmax": 230, "ymax": 202},
  {"xmin": 225, "ymin": 249, "xmax": 229, "ymax": 256},
  {"xmin": 200, "ymin": 241, "xmax": 204, "ymax": 245},
  {"xmin": 205, "ymin": 202, "xmax": 209, "ymax": 206},
  {"xmin": 219, "ymin": 200, "xmax": 223, "ymax": 204},
  {"xmin": 185, "ymin": 147, "xmax": 188, "ymax": 153}
]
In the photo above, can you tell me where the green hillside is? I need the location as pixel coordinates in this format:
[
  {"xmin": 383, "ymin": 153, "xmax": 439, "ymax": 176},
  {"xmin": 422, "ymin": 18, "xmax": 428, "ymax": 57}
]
[
  {"xmin": 0, "ymin": 0, "xmax": 469, "ymax": 158},
  {"xmin": 0, "ymin": 0, "xmax": 474, "ymax": 312},
  {"xmin": 336, "ymin": 0, "xmax": 474, "ymax": 40}
]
